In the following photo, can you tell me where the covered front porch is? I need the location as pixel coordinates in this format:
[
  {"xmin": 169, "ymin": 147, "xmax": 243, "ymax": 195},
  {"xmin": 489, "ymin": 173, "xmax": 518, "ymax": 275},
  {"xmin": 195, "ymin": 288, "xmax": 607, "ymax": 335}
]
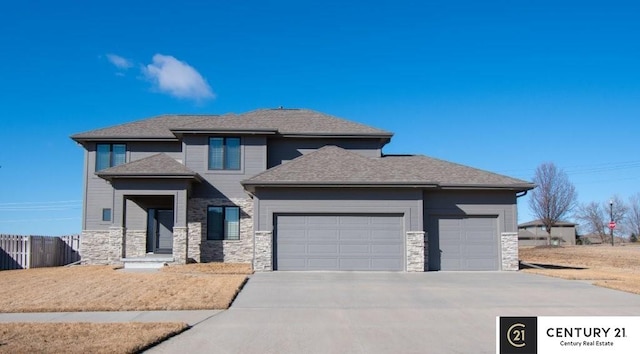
[{"xmin": 95, "ymin": 153, "xmax": 201, "ymax": 267}]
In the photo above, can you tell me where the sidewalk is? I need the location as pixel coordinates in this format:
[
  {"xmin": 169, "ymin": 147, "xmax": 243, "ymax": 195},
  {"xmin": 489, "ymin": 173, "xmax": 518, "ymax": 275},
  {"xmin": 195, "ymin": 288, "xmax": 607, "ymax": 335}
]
[{"xmin": 0, "ymin": 310, "xmax": 221, "ymax": 326}]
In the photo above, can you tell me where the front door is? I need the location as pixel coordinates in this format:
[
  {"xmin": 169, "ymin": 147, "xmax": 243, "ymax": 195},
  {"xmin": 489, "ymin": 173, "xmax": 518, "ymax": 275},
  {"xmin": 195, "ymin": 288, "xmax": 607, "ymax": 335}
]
[{"xmin": 147, "ymin": 209, "xmax": 174, "ymax": 254}]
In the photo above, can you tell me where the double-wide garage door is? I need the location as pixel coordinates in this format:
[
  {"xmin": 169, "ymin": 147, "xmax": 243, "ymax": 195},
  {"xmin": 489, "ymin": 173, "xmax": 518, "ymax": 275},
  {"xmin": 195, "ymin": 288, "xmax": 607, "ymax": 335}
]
[
  {"xmin": 428, "ymin": 216, "xmax": 499, "ymax": 271},
  {"xmin": 275, "ymin": 214, "xmax": 404, "ymax": 271}
]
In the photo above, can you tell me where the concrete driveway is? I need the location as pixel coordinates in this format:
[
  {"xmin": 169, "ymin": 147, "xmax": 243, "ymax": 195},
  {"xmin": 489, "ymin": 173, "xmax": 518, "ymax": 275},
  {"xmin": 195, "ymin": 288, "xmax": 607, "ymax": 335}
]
[{"xmin": 148, "ymin": 272, "xmax": 640, "ymax": 354}]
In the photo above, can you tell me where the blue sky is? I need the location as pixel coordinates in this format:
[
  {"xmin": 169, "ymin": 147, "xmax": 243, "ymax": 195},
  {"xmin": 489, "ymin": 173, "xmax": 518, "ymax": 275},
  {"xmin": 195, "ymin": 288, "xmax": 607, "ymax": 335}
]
[{"xmin": 1, "ymin": 1, "xmax": 639, "ymax": 235}]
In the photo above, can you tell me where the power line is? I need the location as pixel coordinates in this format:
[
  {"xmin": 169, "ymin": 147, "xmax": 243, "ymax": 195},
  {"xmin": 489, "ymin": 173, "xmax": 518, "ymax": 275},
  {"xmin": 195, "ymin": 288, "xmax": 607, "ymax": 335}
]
[
  {"xmin": 0, "ymin": 200, "xmax": 81, "ymax": 206},
  {"xmin": 0, "ymin": 217, "xmax": 81, "ymax": 223}
]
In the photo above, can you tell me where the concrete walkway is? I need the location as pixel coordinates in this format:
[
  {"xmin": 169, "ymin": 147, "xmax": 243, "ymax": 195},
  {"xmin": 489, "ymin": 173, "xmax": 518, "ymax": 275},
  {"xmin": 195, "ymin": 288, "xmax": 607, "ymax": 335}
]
[{"xmin": 0, "ymin": 310, "xmax": 221, "ymax": 326}]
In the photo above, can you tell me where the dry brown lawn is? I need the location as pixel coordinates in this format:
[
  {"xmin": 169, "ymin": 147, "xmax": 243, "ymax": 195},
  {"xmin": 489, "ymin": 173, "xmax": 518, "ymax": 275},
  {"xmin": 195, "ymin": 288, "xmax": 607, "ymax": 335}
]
[
  {"xmin": 0, "ymin": 263, "xmax": 252, "ymax": 312},
  {"xmin": 520, "ymin": 244, "xmax": 640, "ymax": 295},
  {"xmin": 0, "ymin": 322, "xmax": 188, "ymax": 354}
]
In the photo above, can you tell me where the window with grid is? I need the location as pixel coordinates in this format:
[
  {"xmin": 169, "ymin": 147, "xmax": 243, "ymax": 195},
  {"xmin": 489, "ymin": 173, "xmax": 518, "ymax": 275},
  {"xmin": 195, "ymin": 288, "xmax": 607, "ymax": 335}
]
[
  {"xmin": 96, "ymin": 143, "xmax": 126, "ymax": 171},
  {"xmin": 207, "ymin": 206, "xmax": 240, "ymax": 240},
  {"xmin": 208, "ymin": 137, "xmax": 240, "ymax": 170}
]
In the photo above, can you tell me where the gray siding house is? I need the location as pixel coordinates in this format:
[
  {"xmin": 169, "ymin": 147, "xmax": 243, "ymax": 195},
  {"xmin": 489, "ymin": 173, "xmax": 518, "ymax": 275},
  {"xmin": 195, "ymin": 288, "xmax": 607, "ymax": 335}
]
[
  {"xmin": 518, "ymin": 219, "xmax": 577, "ymax": 246},
  {"xmin": 71, "ymin": 108, "xmax": 534, "ymax": 271}
]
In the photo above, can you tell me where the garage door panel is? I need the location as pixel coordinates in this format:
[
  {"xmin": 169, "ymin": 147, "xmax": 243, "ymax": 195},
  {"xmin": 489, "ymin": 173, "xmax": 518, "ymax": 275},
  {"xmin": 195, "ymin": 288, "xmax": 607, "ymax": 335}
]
[
  {"xmin": 340, "ymin": 216, "xmax": 369, "ymax": 225},
  {"xmin": 339, "ymin": 230, "xmax": 369, "ymax": 240},
  {"xmin": 308, "ymin": 216, "xmax": 338, "ymax": 225},
  {"xmin": 277, "ymin": 230, "xmax": 307, "ymax": 241},
  {"xmin": 339, "ymin": 258, "xmax": 371, "ymax": 270},
  {"xmin": 465, "ymin": 259, "xmax": 497, "ymax": 270},
  {"xmin": 307, "ymin": 258, "xmax": 339, "ymax": 269},
  {"xmin": 371, "ymin": 230, "xmax": 403, "ymax": 240},
  {"xmin": 339, "ymin": 244, "xmax": 370, "ymax": 254},
  {"xmin": 372, "ymin": 258, "xmax": 404, "ymax": 269},
  {"xmin": 465, "ymin": 244, "xmax": 497, "ymax": 255},
  {"xmin": 277, "ymin": 258, "xmax": 307, "ymax": 269},
  {"xmin": 308, "ymin": 244, "xmax": 339, "ymax": 254},
  {"xmin": 371, "ymin": 244, "xmax": 403, "ymax": 254},
  {"xmin": 276, "ymin": 214, "xmax": 404, "ymax": 271},
  {"xmin": 465, "ymin": 230, "xmax": 495, "ymax": 242},
  {"xmin": 308, "ymin": 230, "xmax": 338, "ymax": 240},
  {"xmin": 277, "ymin": 243, "xmax": 307, "ymax": 254}
]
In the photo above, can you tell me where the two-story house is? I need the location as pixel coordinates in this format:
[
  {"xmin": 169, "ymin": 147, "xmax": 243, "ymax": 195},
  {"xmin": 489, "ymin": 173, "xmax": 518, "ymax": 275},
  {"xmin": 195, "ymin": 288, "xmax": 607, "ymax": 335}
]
[{"xmin": 71, "ymin": 108, "xmax": 534, "ymax": 271}]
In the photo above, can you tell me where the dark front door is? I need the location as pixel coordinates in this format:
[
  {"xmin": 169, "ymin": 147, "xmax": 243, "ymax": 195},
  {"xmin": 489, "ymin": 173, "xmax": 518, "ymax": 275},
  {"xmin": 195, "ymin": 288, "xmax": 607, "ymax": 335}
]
[{"xmin": 147, "ymin": 209, "xmax": 174, "ymax": 254}]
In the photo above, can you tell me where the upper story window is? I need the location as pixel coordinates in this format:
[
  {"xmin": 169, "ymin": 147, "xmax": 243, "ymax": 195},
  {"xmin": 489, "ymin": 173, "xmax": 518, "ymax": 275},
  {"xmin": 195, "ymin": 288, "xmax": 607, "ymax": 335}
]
[
  {"xmin": 208, "ymin": 137, "xmax": 240, "ymax": 170},
  {"xmin": 96, "ymin": 143, "xmax": 126, "ymax": 171}
]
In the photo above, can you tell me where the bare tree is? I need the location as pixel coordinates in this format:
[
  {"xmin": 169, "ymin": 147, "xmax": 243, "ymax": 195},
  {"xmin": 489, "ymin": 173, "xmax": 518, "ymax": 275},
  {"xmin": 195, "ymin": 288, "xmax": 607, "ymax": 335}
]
[
  {"xmin": 575, "ymin": 201, "xmax": 607, "ymax": 242},
  {"xmin": 575, "ymin": 195, "xmax": 629, "ymax": 243},
  {"xmin": 528, "ymin": 162, "xmax": 578, "ymax": 245},
  {"xmin": 627, "ymin": 193, "xmax": 640, "ymax": 238}
]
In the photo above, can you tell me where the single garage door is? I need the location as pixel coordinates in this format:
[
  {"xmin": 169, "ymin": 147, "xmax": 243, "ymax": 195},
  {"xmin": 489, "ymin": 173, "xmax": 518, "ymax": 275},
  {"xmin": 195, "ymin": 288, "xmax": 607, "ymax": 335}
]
[
  {"xmin": 275, "ymin": 214, "xmax": 404, "ymax": 271},
  {"xmin": 428, "ymin": 216, "xmax": 499, "ymax": 271}
]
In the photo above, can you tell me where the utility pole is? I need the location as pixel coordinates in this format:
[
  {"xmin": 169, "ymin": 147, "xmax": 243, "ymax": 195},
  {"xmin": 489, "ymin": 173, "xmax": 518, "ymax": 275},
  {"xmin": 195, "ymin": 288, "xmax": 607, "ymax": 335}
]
[{"xmin": 610, "ymin": 199, "xmax": 614, "ymax": 246}]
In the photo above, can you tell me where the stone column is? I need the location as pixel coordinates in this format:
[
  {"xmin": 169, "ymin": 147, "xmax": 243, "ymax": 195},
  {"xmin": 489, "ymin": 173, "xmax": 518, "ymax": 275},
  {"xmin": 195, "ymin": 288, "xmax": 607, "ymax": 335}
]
[
  {"xmin": 254, "ymin": 231, "xmax": 273, "ymax": 271},
  {"xmin": 187, "ymin": 222, "xmax": 202, "ymax": 263},
  {"xmin": 108, "ymin": 227, "xmax": 124, "ymax": 264},
  {"xmin": 173, "ymin": 226, "xmax": 188, "ymax": 264},
  {"xmin": 406, "ymin": 231, "xmax": 425, "ymax": 272},
  {"xmin": 501, "ymin": 232, "xmax": 519, "ymax": 271}
]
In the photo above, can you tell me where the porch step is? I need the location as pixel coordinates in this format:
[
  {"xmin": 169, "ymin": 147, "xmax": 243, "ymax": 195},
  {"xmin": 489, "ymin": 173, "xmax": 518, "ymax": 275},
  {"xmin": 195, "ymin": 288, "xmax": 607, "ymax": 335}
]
[{"xmin": 121, "ymin": 256, "xmax": 174, "ymax": 269}]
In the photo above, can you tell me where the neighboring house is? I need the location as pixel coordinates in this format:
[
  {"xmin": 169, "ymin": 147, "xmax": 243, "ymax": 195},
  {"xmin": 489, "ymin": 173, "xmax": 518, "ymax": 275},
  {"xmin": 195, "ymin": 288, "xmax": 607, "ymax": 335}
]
[
  {"xmin": 518, "ymin": 219, "xmax": 577, "ymax": 246},
  {"xmin": 71, "ymin": 108, "xmax": 534, "ymax": 272},
  {"xmin": 577, "ymin": 233, "xmax": 604, "ymax": 245}
]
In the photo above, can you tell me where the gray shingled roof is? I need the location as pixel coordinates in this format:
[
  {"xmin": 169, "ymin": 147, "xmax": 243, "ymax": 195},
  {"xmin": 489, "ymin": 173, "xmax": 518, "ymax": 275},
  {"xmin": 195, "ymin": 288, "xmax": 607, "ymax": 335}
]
[
  {"xmin": 376, "ymin": 155, "xmax": 531, "ymax": 187},
  {"xmin": 96, "ymin": 153, "xmax": 199, "ymax": 180},
  {"xmin": 71, "ymin": 115, "xmax": 209, "ymax": 140},
  {"xmin": 518, "ymin": 219, "xmax": 576, "ymax": 228},
  {"xmin": 71, "ymin": 108, "xmax": 392, "ymax": 141},
  {"xmin": 242, "ymin": 146, "xmax": 534, "ymax": 190}
]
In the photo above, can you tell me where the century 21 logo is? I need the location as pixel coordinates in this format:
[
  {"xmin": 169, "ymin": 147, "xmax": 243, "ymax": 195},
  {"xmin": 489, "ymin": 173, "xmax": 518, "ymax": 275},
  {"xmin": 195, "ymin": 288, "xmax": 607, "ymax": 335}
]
[
  {"xmin": 507, "ymin": 323, "xmax": 526, "ymax": 347},
  {"xmin": 499, "ymin": 317, "xmax": 537, "ymax": 354}
]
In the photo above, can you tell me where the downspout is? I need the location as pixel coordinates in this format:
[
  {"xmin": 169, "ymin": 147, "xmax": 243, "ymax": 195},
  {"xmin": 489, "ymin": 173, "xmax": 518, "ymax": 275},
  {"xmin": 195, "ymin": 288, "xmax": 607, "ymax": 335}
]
[{"xmin": 516, "ymin": 190, "xmax": 528, "ymax": 198}]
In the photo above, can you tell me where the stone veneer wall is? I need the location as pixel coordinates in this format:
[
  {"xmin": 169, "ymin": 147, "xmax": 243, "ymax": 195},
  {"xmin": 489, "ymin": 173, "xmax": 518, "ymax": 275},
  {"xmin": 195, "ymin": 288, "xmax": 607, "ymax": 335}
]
[
  {"xmin": 501, "ymin": 232, "xmax": 519, "ymax": 271},
  {"xmin": 187, "ymin": 198, "xmax": 254, "ymax": 264},
  {"xmin": 253, "ymin": 231, "xmax": 273, "ymax": 271},
  {"xmin": 406, "ymin": 231, "xmax": 425, "ymax": 272},
  {"xmin": 124, "ymin": 230, "xmax": 146, "ymax": 258},
  {"xmin": 80, "ymin": 228, "xmax": 123, "ymax": 265},
  {"xmin": 187, "ymin": 222, "xmax": 202, "ymax": 263},
  {"xmin": 173, "ymin": 226, "xmax": 188, "ymax": 264}
]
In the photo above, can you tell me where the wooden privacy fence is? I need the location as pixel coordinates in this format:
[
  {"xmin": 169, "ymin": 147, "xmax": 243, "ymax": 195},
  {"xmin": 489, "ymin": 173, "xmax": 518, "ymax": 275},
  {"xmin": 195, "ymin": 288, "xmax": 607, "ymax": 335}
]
[{"xmin": 0, "ymin": 234, "xmax": 81, "ymax": 270}]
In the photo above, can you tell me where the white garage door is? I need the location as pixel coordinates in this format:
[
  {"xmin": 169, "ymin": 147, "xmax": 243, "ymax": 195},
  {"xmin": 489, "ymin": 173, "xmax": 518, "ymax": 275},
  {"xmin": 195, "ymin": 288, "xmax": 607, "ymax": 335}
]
[
  {"xmin": 428, "ymin": 216, "xmax": 499, "ymax": 271},
  {"xmin": 275, "ymin": 214, "xmax": 404, "ymax": 271}
]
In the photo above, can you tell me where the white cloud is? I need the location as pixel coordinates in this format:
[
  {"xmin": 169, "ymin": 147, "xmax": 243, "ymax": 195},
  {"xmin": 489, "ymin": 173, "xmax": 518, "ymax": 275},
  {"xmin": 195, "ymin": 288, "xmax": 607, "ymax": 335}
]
[
  {"xmin": 143, "ymin": 54, "xmax": 215, "ymax": 101},
  {"xmin": 106, "ymin": 53, "xmax": 133, "ymax": 69}
]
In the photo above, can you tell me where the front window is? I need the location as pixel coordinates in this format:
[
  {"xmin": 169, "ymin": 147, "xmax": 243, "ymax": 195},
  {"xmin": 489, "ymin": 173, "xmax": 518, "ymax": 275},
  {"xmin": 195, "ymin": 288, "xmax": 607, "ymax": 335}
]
[
  {"xmin": 102, "ymin": 208, "xmax": 112, "ymax": 222},
  {"xmin": 208, "ymin": 137, "xmax": 240, "ymax": 170},
  {"xmin": 207, "ymin": 206, "xmax": 240, "ymax": 240},
  {"xmin": 96, "ymin": 143, "xmax": 126, "ymax": 171}
]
